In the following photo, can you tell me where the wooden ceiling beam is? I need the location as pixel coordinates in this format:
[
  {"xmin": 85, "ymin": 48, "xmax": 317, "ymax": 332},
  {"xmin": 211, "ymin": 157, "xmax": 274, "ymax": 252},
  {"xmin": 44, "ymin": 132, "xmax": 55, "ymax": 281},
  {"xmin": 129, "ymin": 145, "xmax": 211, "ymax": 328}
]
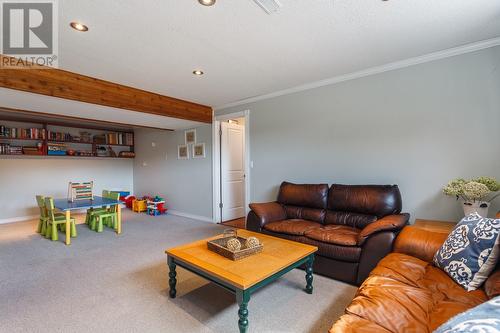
[{"xmin": 0, "ymin": 55, "xmax": 213, "ymax": 123}]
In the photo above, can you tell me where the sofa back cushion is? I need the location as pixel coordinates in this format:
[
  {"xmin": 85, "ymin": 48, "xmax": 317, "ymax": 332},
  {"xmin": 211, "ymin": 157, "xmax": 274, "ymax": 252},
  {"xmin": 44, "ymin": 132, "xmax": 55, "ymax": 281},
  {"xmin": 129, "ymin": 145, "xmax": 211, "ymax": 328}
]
[
  {"xmin": 284, "ymin": 205, "xmax": 326, "ymax": 223},
  {"xmin": 328, "ymin": 184, "xmax": 402, "ymax": 218},
  {"xmin": 277, "ymin": 182, "xmax": 328, "ymax": 209},
  {"xmin": 324, "ymin": 211, "xmax": 377, "ymax": 229}
]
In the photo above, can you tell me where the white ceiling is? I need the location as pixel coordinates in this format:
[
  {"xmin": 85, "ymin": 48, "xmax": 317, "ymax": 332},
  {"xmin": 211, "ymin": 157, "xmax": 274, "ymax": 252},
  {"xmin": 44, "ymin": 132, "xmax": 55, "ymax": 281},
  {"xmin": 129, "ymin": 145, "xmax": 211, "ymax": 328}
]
[
  {"xmin": 3, "ymin": 0, "xmax": 500, "ymax": 128},
  {"xmin": 54, "ymin": 0, "xmax": 500, "ymax": 108}
]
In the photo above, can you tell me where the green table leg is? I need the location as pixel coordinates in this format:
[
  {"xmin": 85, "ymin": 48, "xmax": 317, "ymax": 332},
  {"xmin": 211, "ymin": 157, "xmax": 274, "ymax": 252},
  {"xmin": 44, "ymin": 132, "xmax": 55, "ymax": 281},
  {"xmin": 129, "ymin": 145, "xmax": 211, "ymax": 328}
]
[
  {"xmin": 236, "ymin": 290, "xmax": 250, "ymax": 333},
  {"xmin": 305, "ymin": 254, "xmax": 314, "ymax": 294},
  {"xmin": 168, "ymin": 257, "xmax": 177, "ymax": 298}
]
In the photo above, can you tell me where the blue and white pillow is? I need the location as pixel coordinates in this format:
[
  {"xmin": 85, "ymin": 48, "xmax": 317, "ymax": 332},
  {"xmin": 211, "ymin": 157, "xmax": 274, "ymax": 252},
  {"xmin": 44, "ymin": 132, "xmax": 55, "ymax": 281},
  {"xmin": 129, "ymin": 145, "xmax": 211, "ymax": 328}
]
[
  {"xmin": 434, "ymin": 296, "xmax": 500, "ymax": 333},
  {"xmin": 433, "ymin": 212, "xmax": 500, "ymax": 291}
]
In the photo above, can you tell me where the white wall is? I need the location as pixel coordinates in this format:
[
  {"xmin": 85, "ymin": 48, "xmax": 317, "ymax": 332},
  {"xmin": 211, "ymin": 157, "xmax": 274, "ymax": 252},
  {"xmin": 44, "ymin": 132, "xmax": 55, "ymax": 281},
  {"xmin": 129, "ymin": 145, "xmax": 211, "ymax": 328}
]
[
  {"xmin": 0, "ymin": 157, "xmax": 134, "ymax": 222},
  {"xmin": 217, "ymin": 46, "xmax": 500, "ymax": 222},
  {"xmin": 133, "ymin": 125, "xmax": 213, "ymax": 220}
]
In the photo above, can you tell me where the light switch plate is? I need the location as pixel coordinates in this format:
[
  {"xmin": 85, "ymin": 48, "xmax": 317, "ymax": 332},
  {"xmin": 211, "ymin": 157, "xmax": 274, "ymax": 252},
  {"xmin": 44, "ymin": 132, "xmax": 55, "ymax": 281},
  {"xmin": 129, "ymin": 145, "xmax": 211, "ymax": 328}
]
[{"xmin": 151, "ymin": 142, "xmax": 156, "ymax": 147}]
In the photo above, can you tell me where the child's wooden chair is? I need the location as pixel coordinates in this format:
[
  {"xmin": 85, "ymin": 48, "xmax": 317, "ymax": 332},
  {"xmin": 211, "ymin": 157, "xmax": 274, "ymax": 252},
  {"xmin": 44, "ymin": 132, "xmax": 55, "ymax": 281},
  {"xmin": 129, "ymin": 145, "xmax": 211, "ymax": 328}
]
[
  {"xmin": 44, "ymin": 197, "xmax": 77, "ymax": 242},
  {"xmin": 90, "ymin": 192, "xmax": 119, "ymax": 232},
  {"xmin": 35, "ymin": 195, "xmax": 48, "ymax": 235},
  {"xmin": 85, "ymin": 190, "xmax": 110, "ymax": 225}
]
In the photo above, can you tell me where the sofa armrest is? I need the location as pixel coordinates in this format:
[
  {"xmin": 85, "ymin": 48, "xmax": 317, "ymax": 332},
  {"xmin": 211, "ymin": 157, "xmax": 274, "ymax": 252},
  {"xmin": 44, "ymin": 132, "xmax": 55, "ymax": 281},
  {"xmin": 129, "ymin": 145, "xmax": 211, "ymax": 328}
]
[
  {"xmin": 357, "ymin": 213, "xmax": 409, "ymax": 246},
  {"xmin": 246, "ymin": 202, "xmax": 286, "ymax": 232},
  {"xmin": 393, "ymin": 225, "xmax": 449, "ymax": 263},
  {"xmin": 485, "ymin": 268, "xmax": 500, "ymax": 299}
]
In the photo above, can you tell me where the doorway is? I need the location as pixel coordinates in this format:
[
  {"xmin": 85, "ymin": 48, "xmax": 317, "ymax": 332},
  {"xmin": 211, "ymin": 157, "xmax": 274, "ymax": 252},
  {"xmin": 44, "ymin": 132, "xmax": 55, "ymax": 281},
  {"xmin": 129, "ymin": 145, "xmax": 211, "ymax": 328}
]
[{"xmin": 212, "ymin": 110, "xmax": 250, "ymax": 224}]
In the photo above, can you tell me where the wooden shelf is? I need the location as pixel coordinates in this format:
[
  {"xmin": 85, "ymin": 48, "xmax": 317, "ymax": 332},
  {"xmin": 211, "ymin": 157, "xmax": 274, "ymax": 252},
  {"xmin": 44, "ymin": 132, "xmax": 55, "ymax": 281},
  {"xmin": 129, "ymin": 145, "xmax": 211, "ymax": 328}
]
[
  {"xmin": 47, "ymin": 140, "xmax": 133, "ymax": 146},
  {"xmin": 0, "ymin": 137, "xmax": 43, "ymax": 141},
  {"xmin": 0, "ymin": 154, "xmax": 134, "ymax": 160},
  {"xmin": 0, "ymin": 118, "xmax": 135, "ymax": 159}
]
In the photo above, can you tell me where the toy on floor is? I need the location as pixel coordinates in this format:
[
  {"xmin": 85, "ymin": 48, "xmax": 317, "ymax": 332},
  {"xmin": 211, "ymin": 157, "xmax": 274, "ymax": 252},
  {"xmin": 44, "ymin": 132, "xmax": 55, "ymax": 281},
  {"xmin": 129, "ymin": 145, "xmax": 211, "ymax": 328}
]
[
  {"xmin": 147, "ymin": 196, "xmax": 168, "ymax": 216},
  {"xmin": 132, "ymin": 198, "xmax": 147, "ymax": 213},
  {"xmin": 122, "ymin": 195, "xmax": 136, "ymax": 209}
]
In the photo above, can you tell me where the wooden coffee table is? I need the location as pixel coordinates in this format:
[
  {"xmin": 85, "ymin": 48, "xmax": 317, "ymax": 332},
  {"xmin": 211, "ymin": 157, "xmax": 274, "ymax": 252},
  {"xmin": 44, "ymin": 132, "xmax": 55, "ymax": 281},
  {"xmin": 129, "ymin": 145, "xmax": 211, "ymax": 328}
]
[{"xmin": 165, "ymin": 229, "xmax": 318, "ymax": 333}]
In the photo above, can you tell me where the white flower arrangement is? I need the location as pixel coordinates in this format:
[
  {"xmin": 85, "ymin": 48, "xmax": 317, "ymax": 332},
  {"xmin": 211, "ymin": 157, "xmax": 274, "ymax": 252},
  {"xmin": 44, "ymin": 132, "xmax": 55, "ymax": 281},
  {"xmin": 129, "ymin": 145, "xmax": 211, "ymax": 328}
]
[{"xmin": 443, "ymin": 177, "xmax": 500, "ymax": 203}]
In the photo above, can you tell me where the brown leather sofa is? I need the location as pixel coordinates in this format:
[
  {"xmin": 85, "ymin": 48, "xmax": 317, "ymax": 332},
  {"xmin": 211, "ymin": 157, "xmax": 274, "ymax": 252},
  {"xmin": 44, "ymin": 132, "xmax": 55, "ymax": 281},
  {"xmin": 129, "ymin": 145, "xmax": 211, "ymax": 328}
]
[
  {"xmin": 330, "ymin": 223, "xmax": 500, "ymax": 332},
  {"xmin": 247, "ymin": 182, "xmax": 409, "ymax": 285}
]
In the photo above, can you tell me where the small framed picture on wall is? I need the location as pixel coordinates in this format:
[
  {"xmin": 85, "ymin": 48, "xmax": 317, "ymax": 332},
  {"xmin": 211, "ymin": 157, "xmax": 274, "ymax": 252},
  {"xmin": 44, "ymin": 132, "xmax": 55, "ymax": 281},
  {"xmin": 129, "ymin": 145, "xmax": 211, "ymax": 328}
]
[
  {"xmin": 192, "ymin": 143, "xmax": 206, "ymax": 158},
  {"xmin": 185, "ymin": 129, "xmax": 196, "ymax": 145},
  {"xmin": 177, "ymin": 145, "xmax": 189, "ymax": 159}
]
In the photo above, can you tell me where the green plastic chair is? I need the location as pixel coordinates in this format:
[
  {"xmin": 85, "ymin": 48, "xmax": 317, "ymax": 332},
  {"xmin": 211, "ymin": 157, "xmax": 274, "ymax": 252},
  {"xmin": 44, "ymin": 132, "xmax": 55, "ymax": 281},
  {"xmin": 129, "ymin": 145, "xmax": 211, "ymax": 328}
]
[
  {"xmin": 44, "ymin": 197, "xmax": 77, "ymax": 242},
  {"xmin": 90, "ymin": 192, "xmax": 119, "ymax": 233},
  {"xmin": 85, "ymin": 190, "xmax": 110, "ymax": 225},
  {"xmin": 36, "ymin": 195, "xmax": 48, "ymax": 235}
]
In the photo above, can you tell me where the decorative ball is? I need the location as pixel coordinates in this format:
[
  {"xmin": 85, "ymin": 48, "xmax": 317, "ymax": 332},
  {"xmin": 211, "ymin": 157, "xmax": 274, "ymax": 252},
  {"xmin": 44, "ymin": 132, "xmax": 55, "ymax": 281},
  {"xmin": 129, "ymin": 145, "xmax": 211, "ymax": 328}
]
[
  {"xmin": 226, "ymin": 238, "xmax": 241, "ymax": 251},
  {"xmin": 245, "ymin": 237, "xmax": 260, "ymax": 248}
]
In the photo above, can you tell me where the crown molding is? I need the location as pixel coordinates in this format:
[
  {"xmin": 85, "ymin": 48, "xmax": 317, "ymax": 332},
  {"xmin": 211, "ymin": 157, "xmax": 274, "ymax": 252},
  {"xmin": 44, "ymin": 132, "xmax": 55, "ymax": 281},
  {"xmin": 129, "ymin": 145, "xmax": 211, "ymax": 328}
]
[{"xmin": 215, "ymin": 37, "xmax": 500, "ymax": 110}]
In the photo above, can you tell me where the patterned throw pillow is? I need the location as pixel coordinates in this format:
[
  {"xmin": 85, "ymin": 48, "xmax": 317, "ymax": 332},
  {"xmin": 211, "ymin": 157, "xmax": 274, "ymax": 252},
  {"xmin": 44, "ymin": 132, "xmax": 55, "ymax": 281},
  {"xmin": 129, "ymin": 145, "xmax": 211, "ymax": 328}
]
[
  {"xmin": 433, "ymin": 213, "xmax": 500, "ymax": 291},
  {"xmin": 434, "ymin": 296, "xmax": 500, "ymax": 333}
]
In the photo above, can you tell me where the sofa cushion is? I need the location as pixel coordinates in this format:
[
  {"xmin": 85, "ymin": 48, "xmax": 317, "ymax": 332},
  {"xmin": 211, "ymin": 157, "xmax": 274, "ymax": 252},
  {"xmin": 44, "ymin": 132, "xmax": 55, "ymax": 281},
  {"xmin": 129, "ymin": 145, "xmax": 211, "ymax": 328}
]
[
  {"xmin": 263, "ymin": 219, "xmax": 321, "ymax": 236},
  {"xmin": 324, "ymin": 211, "xmax": 377, "ymax": 229},
  {"xmin": 277, "ymin": 182, "xmax": 328, "ymax": 209},
  {"xmin": 433, "ymin": 213, "xmax": 500, "ymax": 291},
  {"xmin": 331, "ymin": 253, "xmax": 487, "ymax": 333},
  {"xmin": 262, "ymin": 230, "xmax": 362, "ymax": 262},
  {"xmin": 305, "ymin": 225, "xmax": 360, "ymax": 246},
  {"xmin": 284, "ymin": 205, "xmax": 326, "ymax": 223},
  {"xmin": 328, "ymin": 184, "xmax": 402, "ymax": 218}
]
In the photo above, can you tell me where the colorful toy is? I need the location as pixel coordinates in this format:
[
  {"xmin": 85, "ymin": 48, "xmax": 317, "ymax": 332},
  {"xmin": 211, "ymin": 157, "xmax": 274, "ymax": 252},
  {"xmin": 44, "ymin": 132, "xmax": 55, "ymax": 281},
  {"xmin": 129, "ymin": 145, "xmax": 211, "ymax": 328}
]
[
  {"xmin": 122, "ymin": 195, "xmax": 136, "ymax": 209},
  {"xmin": 67, "ymin": 181, "xmax": 94, "ymax": 202},
  {"xmin": 147, "ymin": 196, "xmax": 168, "ymax": 216},
  {"xmin": 132, "ymin": 199, "xmax": 147, "ymax": 213}
]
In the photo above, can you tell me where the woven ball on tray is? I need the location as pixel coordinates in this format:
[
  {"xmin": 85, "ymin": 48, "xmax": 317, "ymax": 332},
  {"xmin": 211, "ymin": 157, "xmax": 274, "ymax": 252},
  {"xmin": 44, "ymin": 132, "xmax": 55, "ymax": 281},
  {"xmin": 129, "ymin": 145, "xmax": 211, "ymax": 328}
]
[
  {"xmin": 245, "ymin": 236, "xmax": 260, "ymax": 248},
  {"xmin": 226, "ymin": 238, "xmax": 241, "ymax": 251}
]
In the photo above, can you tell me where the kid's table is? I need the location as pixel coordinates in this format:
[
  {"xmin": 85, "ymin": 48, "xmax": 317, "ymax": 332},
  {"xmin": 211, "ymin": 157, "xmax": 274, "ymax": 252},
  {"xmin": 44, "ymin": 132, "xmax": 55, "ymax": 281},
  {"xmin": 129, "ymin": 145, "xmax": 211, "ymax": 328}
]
[{"xmin": 53, "ymin": 196, "xmax": 123, "ymax": 245}]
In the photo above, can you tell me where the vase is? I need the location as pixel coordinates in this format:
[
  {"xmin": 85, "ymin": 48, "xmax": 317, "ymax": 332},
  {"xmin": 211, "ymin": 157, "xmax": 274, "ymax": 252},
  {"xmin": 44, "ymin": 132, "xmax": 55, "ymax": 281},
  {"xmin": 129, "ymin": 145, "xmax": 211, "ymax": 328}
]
[{"xmin": 463, "ymin": 201, "xmax": 489, "ymax": 217}]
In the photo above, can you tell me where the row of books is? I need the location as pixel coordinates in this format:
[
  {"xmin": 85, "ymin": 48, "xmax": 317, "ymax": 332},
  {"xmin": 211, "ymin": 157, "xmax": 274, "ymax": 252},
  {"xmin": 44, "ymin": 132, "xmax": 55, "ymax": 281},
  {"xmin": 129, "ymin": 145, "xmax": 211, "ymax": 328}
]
[
  {"xmin": 0, "ymin": 125, "xmax": 46, "ymax": 140},
  {"xmin": 96, "ymin": 132, "xmax": 134, "ymax": 145},
  {"xmin": 0, "ymin": 125, "xmax": 134, "ymax": 146},
  {"xmin": 0, "ymin": 143, "xmax": 22, "ymax": 155},
  {"xmin": 47, "ymin": 131, "xmax": 74, "ymax": 142}
]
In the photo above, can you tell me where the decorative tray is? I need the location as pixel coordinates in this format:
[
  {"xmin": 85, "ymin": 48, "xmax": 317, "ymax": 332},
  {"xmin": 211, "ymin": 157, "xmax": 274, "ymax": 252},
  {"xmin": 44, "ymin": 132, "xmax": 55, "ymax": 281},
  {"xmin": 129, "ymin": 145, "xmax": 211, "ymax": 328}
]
[{"xmin": 207, "ymin": 236, "xmax": 263, "ymax": 261}]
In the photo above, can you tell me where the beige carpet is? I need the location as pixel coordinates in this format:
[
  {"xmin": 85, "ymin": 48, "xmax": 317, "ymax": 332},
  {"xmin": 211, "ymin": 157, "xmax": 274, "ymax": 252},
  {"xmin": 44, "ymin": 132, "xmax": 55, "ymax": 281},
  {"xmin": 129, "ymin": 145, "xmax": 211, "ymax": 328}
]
[{"xmin": 0, "ymin": 211, "xmax": 356, "ymax": 333}]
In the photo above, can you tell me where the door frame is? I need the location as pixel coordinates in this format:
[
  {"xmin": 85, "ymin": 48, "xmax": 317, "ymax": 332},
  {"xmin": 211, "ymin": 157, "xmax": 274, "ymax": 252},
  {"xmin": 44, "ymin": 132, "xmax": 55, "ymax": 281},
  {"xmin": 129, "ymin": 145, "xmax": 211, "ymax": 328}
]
[{"xmin": 212, "ymin": 110, "xmax": 250, "ymax": 223}]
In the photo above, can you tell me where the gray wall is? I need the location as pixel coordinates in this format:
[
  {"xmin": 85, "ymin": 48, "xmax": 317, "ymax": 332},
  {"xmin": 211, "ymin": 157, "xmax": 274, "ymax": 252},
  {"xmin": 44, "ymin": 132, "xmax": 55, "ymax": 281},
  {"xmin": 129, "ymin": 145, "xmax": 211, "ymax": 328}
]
[
  {"xmin": 218, "ymin": 46, "xmax": 500, "ymax": 222},
  {"xmin": 133, "ymin": 125, "xmax": 213, "ymax": 220},
  {"xmin": 0, "ymin": 157, "xmax": 134, "ymax": 221}
]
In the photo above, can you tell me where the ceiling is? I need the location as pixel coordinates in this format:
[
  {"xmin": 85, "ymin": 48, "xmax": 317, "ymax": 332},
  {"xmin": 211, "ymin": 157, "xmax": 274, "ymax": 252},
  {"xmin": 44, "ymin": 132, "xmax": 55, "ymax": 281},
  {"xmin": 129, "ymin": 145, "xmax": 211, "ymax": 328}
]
[{"xmin": 54, "ymin": 0, "xmax": 500, "ymax": 108}]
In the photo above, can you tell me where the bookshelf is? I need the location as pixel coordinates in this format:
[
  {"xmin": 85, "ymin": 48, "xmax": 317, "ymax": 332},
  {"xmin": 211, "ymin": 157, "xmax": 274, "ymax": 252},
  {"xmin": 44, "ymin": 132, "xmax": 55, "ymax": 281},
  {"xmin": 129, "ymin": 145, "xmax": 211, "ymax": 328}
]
[{"xmin": 0, "ymin": 119, "xmax": 135, "ymax": 159}]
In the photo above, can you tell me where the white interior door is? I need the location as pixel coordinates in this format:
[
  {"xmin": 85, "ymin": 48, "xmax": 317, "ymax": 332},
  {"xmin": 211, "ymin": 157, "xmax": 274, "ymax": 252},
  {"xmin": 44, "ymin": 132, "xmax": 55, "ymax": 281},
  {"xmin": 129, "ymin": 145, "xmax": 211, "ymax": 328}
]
[{"xmin": 220, "ymin": 121, "xmax": 245, "ymax": 222}]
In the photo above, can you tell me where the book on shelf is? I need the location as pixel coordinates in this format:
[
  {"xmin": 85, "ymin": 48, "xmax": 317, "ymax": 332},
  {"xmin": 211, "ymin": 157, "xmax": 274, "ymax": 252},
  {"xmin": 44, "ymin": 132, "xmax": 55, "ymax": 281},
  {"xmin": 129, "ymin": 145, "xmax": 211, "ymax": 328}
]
[
  {"xmin": 0, "ymin": 125, "xmax": 46, "ymax": 140},
  {"xmin": 102, "ymin": 132, "xmax": 133, "ymax": 145}
]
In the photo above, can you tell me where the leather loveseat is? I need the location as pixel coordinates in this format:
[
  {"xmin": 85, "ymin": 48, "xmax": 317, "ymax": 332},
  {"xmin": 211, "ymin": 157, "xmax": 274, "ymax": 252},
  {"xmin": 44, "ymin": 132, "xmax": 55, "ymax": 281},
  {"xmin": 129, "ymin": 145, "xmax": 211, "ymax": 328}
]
[
  {"xmin": 247, "ymin": 182, "xmax": 410, "ymax": 285},
  {"xmin": 330, "ymin": 223, "xmax": 500, "ymax": 332}
]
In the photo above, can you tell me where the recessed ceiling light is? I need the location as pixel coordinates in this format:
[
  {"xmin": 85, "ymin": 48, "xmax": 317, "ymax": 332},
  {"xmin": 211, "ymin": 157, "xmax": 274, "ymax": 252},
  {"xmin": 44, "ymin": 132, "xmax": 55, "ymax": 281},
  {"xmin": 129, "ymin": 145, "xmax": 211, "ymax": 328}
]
[
  {"xmin": 193, "ymin": 70, "xmax": 204, "ymax": 76},
  {"xmin": 198, "ymin": 0, "xmax": 216, "ymax": 6},
  {"xmin": 70, "ymin": 22, "xmax": 89, "ymax": 32}
]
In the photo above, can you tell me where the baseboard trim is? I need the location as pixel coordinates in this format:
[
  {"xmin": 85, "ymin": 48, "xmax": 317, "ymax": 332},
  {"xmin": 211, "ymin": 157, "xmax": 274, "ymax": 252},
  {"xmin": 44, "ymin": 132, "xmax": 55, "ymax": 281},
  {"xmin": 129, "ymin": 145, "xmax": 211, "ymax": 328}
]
[
  {"xmin": 0, "ymin": 215, "xmax": 39, "ymax": 225},
  {"xmin": 0, "ymin": 209, "xmax": 90, "ymax": 225},
  {"xmin": 168, "ymin": 210, "xmax": 214, "ymax": 223}
]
